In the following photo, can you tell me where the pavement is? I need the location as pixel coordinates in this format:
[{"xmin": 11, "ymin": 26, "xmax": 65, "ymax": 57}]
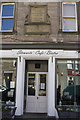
[{"xmin": 1, "ymin": 113, "xmax": 80, "ymax": 120}]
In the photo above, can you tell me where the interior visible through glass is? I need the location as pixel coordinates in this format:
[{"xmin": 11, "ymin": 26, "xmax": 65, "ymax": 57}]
[
  {"xmin": 1, "ymin": 58, "xmax": 17, "ymax": 105},
  {"xmin": 38, "ymin": 74, "xmax": 46, "ymax": 96},
  {"xmin": 28, "ymin": 73, "xmax": 35, "ymax": 96},
  {"xmin": 56, "ymin": 60, "xmax": 80, "ymax": 106}
]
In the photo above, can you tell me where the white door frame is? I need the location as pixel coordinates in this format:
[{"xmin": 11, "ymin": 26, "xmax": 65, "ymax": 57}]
[{"xmin": 15, "ymin": 56, "xmax": 57, "ymax": 117}]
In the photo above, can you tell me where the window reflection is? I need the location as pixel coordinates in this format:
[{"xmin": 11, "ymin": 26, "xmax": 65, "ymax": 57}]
[
  {"xmin": 39, "ymin": 74, "xmax": 46, "ymax": 96},
  {"xmin": 57, "ymin": 60, "xmax": 80, "ymax": 106},
  {"xmin": 1, "ymin": 4, "xmax": 15, "ymax": 31},
  {"xmin": 1, "ymin": 58, "xmax": 17, "ymax": 105},
  {"xmin": 28, "ymin": 73, "xmax": 35, "ymax": 96}
]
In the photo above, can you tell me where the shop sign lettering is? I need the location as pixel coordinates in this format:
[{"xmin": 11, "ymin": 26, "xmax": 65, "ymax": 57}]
[
  {"xmin": 17, "ymin": 50, "xmax": 32, "ymax": 55},
  {"xmin": 17, "ymin": 50, "xmax": 59, "ymax": 56}
]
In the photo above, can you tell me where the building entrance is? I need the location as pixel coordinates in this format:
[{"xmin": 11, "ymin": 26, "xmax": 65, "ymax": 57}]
[{"xmin": 26, "ymin": 72, "xmax": 47, "ymax": 113}]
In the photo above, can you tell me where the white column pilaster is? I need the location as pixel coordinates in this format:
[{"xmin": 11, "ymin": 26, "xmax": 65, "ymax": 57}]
[
  {"xmin": 15, "ymin": 56, "xmax": 25, "ymax": 116},
  {"xmin": 48, "ymin": 57, "xmax": 58, "ymax": 118}
]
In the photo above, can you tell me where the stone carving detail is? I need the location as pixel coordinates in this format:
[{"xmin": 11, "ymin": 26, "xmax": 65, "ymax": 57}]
[{"xmin": 25, "ymin": 5, "xmax": 51, "ymax": 34}]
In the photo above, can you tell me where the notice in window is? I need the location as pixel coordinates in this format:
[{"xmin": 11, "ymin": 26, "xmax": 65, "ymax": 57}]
[
  {"xmin": 40, "ymin": 83, "xmax": 45, "ymax": 90},
  {"xmin": 10, "ymin": 81, "xmax": 15, "ymax": 88}
]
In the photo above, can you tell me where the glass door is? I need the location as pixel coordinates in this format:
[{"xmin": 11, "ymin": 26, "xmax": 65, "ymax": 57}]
[
  {"xmin": 26, "ymin": 72, "xmax": 47, "ymax": 113},
  {"xmin": 26, "ymin": 72, "xmax": 37, "ymax": 112},
  {"xmin": 36, "ymin": 73, "xmax": 47, "ymax": 113}
]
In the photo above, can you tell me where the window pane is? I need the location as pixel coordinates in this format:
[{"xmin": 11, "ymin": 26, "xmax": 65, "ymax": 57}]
[
  {"xmin": 63, "ymin": 19, "xmax": 76, "ymax": 31},
  {"xmin": 56, "ymin": 60, "xmax": 80, "ymax": 106},
  {"xmin": 2, "ymin": 5, "xmax": 14, "ymax": 17},
  {"xmin": 1, "ymin": 58, "xmax": 17, "ymax": 105},
  {"xmin": 63, "ymin": 4, "xmax": 75, "ymax": 17},
  {"xmin": 39, "ymin": 74, "xmax": 46, "ymax": 96},
  {"xmin": 28, "ymin": 74, "xmax": 35, "ymax": 96},
  {"xmin": 1, "ymin": 18, "xmax": 14, "ymax": 31},
  {"xmin": 57, "ymin": 60, "xmax": 74, "ymax": 105}
]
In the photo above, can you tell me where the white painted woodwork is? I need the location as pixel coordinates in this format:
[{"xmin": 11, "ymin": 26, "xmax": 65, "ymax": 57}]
[{"xmin": 26, "ymin": 72, "xmax": 47, "ymax": 113}]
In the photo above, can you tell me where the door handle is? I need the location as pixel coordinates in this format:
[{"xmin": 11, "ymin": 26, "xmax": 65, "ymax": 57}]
[{"xmin": 37, "ymin": 97, "xmax": 39, "ymax": 99}]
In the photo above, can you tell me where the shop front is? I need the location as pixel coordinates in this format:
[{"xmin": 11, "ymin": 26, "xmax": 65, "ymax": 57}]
[{"xmin": 0, "ymin": 49, "xmax": 79, "ymax": 118}]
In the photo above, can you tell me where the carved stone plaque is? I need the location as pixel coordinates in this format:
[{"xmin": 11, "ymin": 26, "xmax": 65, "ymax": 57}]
[
  {"xmin": 25, "ymin": 5, "xmax": 51, "ymax": 34},
  {"xmin": 25, "ymin": 24, "xmax": 50, "ymax": 34},
  {"xmin": 30, "ymin": 6, "xmax": 47, "ymax": 23}
]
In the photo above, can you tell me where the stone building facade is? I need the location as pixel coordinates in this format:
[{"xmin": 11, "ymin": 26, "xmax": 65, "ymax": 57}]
[
  {"xmin": 0, "ymin": 1, "xmax": 80, "ymax": 48},
  {"xmin": 0, "ymin": 1, "xmax": 80, "ymax": 118}
]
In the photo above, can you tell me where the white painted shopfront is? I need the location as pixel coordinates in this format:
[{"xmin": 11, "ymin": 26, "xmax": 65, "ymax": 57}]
[{"xmin": 0, "ymin": 50, "xmax": 79, "ymax": 118}]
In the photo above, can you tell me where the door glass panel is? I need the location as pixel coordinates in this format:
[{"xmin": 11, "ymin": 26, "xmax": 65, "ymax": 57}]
[
  {"xmin": 39, "ymin": 74, "xmax": 46, "ymax": 96},
  {"xmin": 28, "ymin": 73, "xmax": 35, "ymax": 96}
]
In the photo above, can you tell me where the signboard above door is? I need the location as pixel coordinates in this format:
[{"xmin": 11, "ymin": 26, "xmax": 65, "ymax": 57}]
[{"xmin": 17, "ymin": 50, "xmax": 63, "ymax": 56}]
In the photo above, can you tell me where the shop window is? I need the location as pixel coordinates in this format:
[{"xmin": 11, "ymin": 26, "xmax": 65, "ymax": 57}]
[
  {"xmin": 0, "ymin": 3, "xmax": 15, "ymax": 32},
  {"xmin": 62, "ymin": 3, "xmax": 77, "ymax": 32},
  {"xmin": 1, "ymin": 58, "xmax": 17, "ymax": 105},
  {"xmin": 56, "ymin": 60, "xmax": 80, "ymax": 106}
]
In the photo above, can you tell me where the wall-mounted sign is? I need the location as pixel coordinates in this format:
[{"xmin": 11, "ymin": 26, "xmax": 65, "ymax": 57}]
[
  {"xmin": 68, "ymin": 70, "xmax": 80, "ymax": 76},
  {"xmin": 17, "ymin": 50, "xmax": 63, "ymax": 56}
]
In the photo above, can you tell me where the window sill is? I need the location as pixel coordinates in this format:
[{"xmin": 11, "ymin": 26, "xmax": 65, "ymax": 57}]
[
  {"xmin": 0, "ymin": 30, "xmax": 17, "ymax": 35},
  {"xmin": 58, "ymin": 30, "xmax": 79, "ymax": 34}
]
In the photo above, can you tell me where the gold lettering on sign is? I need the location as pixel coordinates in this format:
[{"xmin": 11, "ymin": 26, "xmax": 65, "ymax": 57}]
[{"xmin": 30, "ymin": 6, "xmax": 46, "ymax": 23}]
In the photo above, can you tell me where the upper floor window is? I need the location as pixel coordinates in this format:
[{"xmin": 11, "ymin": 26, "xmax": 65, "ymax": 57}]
[
  {"xmin": 62, "ymin": 3, "xmax": 77, "ymax": 32},
  {"xmin": 1, "ymin": 3, "xmax": 15, "ymax": 32}
]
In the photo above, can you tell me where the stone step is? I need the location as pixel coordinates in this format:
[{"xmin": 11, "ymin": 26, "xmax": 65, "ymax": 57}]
[
  {"xmin": 15, "ymin": 118, "xmax": 56, "ymax": 120},
  {"xmin": 15, "ymin": 113, "xmax": 56, "ymax": 120}
]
